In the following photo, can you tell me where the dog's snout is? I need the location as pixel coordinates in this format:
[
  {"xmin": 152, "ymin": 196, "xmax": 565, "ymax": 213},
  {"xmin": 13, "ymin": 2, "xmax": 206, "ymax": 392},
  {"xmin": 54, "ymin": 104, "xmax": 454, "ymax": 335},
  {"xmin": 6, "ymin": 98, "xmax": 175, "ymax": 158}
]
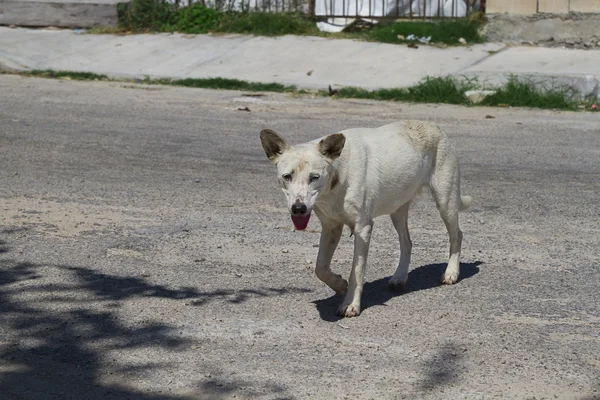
[{"xmin": 291, "ymin": 203, "xmax": 308, "ymax": 215}]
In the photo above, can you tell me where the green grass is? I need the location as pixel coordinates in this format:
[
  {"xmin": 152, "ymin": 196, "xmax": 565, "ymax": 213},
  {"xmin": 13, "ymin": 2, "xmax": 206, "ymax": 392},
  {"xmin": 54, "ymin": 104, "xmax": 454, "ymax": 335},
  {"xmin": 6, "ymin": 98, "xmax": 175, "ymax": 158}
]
[
  {"xmin": 117, "ymin": 0, "xmax": 176, "ymax": 32},
  {"xmin": 217, "ymin": 12, "xmax": 319, "ymax": 36},
  {"xmin": 365, "ymin": 18, "xmax": 483, "ymax": 46},
  {"xmin": 168, "ymin": 3, "xmax": 220, "ymax": 33},
  {"xmin": 117, "ymin": 0, "xmax": 319, "ymax": 36},
  {"xmin": 3, "ymin": 69, "xmax": 593, "ymax": 111}
]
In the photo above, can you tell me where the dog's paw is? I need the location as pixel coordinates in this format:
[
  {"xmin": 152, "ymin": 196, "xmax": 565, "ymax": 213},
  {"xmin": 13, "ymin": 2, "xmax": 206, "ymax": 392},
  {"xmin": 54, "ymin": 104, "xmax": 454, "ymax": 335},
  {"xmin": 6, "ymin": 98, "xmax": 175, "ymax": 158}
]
[
  {"xmin": 388, "ymin": 277, "xmax": 407, "ymax": 291},
  {"xmin": 337, "ymin": 303, "xmax": 361, "ymax": 318},
  {"xmin": 440, "ymin": 271, "xmax": 459, "ymax": 285}
]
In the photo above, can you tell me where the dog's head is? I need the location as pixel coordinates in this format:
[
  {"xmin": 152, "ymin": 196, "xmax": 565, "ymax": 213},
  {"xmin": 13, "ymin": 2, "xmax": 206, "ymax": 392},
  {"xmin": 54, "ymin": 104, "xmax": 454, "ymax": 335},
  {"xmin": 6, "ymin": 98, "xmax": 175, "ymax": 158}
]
[{"xmin": 260, "ymin": 129, "xmax": 345, "ymax": 230}]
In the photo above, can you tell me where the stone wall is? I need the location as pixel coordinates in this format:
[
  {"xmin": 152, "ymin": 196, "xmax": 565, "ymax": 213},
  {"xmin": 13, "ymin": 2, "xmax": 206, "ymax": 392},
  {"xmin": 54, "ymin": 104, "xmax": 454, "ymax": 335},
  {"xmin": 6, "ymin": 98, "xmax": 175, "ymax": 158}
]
[
  {"xmin": 0, "ymin": 0, "xmax": 121, "ymax": 28},
  {"xmin": 482, "ymin": 13, "xmax": 600, "ymax": 48}
]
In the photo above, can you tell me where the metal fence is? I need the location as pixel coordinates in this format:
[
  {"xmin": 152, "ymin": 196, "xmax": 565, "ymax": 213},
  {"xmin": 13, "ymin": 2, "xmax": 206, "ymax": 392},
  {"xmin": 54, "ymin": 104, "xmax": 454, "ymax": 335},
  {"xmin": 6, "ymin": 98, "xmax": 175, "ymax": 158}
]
[
  {"xmin": 173, "ymin": 0, "xmax": 309, "ymax": 13},
  {"xmin": 175, "ymin": 0, "xmax": 483, "ymax": 18},
  {"xmin": 317, "ymin": 0, "xmax": 483, "ymax": 19}
]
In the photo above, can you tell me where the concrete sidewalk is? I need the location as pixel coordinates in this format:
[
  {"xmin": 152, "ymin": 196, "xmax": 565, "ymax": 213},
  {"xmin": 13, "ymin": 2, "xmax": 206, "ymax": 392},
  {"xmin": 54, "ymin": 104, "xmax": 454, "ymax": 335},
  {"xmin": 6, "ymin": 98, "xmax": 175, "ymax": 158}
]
[{"xmin": 0, "ymin": 27, "xmax": 599, "ymax": 98}]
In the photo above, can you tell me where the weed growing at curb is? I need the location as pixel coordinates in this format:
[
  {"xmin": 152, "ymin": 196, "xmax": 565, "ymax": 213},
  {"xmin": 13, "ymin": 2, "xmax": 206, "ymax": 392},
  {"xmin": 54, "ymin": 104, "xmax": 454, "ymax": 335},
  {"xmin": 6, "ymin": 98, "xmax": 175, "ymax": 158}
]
[
  {"xmin": 336, "ymin": 77, "xmax": 471, "ymax": 104},
  {"xmin": 26, "ymin": 70, "xmax": 109, "ymax": 81},
  {"xmin": 2, "ymin": 69, "xmax": 592, "ymax": 112},
  {"xmin": 8, "ymin": 70, "xmax": 296, "ymax": 93},
  {"xmin": 479, "ymin": 78, "xmax": 581, "ymax": 110},
  {"xmin": 142, "ymin": 76, "xmax": 297, "ymax": 92},
  {"xmin": 87, "ymin": 26, "xmax": 126, "ymax": 34}
]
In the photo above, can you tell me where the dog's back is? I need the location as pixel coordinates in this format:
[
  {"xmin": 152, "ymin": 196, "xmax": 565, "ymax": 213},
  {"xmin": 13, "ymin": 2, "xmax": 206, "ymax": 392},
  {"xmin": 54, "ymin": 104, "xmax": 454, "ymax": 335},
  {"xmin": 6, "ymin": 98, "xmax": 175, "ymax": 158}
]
[
  {"xmin": 324, "ymin": 121, "xmax": 449, "ymax": 217},
  {"xmin": 334, "ymin": 120, "xmax": 442, "ymax": 150}
]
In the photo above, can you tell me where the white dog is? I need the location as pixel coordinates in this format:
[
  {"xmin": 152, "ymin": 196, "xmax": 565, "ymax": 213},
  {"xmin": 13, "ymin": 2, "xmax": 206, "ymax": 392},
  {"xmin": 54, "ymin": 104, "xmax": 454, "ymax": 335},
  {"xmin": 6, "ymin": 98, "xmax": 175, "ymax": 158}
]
[{"xmin": 260, "ymin": 121, "xmax": 471, "ymax": 318}]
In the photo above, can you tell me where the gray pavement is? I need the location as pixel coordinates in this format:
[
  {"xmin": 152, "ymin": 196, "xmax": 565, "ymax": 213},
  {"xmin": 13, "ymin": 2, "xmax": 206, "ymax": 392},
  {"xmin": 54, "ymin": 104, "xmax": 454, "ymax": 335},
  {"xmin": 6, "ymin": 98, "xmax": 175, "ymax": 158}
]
[
  {"xmin": 1, "ymin": 26, "xmax": 599, "ymax": 99},
  {"xmin": 1, "ymin": 74, "xmax": 599, "ymax": 399}
]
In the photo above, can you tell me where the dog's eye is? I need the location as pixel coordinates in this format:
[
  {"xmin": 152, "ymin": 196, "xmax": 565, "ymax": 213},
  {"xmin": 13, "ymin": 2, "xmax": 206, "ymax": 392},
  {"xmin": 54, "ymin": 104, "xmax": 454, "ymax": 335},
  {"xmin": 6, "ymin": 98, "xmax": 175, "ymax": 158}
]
[
  {"xmin": 310, "ymin": 174, "xmax": 320, "ymax": 183},
  {"xmin": 282, "ymin": 173, "xmax": 292, "ymax": 182}
]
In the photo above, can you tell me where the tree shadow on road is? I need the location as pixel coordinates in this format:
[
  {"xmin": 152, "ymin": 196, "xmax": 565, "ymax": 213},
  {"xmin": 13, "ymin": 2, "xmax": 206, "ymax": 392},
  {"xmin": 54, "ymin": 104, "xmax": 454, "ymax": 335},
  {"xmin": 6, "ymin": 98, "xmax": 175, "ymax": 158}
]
[
  {"xmin": 418, "ymin": 342, "xmax": 467, "ymax": 392},
  {"xmin": 198, "ymin": 377, "xmax": 292, "ymax": 400},
  {"xmin": 313, "ymin": 261, "xmax": 483, "ymax": 322},
  {"xmin": 0, "ymin": 259, "xmax": 191, "ymax": 400},
  {"xmin": 48, "ymin": 265, "xmax": 311, "ymax": 307},
  {"xmin": 186, "ymin": 286, "xmax": 313, "ymax": 307},
  {"xmin": 0, "ymin": 236, "xmax": 303, "ymax": 399}
]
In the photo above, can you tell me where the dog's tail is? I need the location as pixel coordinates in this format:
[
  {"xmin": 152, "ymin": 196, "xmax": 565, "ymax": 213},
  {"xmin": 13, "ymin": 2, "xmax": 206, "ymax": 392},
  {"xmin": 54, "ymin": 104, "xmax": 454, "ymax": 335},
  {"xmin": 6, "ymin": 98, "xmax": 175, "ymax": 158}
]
[{"xmin": 460, "ymin": 195, "xmax": 472, "ymax": 211}]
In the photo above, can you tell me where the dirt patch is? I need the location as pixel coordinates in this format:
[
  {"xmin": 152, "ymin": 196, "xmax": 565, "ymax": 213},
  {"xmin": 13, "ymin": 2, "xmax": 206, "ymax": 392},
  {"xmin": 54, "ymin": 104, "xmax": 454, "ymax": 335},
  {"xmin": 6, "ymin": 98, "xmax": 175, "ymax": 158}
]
[{"xmin": 0, "ymin": 196, "xmax": 156, "ymax": 237}]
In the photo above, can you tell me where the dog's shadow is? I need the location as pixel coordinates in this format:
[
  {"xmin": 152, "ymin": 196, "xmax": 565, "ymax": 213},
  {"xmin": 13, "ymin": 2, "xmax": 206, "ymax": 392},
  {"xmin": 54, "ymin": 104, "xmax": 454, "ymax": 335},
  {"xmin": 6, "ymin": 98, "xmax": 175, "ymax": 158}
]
[{"xmin": 313, "ymin": 261, "xmax": 483, "ymax": 322}]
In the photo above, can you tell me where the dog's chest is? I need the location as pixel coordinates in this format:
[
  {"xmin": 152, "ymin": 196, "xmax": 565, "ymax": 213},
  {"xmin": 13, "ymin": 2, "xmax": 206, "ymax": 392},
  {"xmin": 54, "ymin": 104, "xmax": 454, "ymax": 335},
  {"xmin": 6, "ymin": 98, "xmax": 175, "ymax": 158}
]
[{"xmin": 315, "ymin": 195, "xmax": 358, "ymax": 228}]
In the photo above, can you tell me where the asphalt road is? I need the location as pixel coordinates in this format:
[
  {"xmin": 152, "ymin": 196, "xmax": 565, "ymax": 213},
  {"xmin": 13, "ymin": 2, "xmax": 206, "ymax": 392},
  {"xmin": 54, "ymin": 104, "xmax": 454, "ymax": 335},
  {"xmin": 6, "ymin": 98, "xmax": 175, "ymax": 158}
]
[{"xmin": 0, "ymin": 75, "xmax": 599, "ymax": 400}]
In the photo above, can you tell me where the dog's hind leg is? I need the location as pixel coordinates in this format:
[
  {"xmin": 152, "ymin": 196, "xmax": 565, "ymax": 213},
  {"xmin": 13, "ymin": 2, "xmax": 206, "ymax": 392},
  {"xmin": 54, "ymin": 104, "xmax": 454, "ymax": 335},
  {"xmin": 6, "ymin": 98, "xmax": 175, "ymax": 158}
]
[
  {"xmin": 315, "ymin": 221, "xmax": 348, "ymax": 295},
  {"xmin": 430, "ymin": 147, "xmax": 469, "ymax": 285},
  {"xmin": 388, "ymin": 202, "xmax": 412, "ymax": 291}
]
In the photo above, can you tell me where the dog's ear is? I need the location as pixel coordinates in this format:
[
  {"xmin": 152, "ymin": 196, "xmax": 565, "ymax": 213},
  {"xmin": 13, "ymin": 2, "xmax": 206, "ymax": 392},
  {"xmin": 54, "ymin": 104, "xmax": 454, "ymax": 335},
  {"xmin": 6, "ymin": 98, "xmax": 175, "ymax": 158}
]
[
  {"xmin": 260, "ymin": 129, "xmax": 289, "ymax": 163},
  {"xmin": 318, "ymin": 133, "xmax": 345, "ymax": 161}
]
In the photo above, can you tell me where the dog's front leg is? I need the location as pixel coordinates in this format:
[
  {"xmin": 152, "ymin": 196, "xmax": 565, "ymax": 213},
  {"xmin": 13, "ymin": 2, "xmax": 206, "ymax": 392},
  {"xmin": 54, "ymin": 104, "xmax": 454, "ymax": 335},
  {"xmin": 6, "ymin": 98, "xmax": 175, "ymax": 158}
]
[
  {"xmin": 338, "ymin": 222, "xmax": 373, "ymax": 317},
  {"xmin": 315, "ymin": 223, "xmax": 348, "ymax": 295}
]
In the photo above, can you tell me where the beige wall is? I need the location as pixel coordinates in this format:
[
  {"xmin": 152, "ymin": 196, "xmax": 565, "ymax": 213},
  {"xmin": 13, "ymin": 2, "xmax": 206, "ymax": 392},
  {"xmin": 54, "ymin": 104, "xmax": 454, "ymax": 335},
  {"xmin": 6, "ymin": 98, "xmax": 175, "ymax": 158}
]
[
  {"xmin": 538, "ymin": 0, "xmax": 569, "ymax": 13},
  {"xmin": 571, "ymin": 0, "xmax": 600, "ymax": 12},
  {"xmin": 486, "ymin": 0, "xmax": 600, "ymax": 14},
  {"xmin": 486, "ymin": 0, "xmax": 537, "ymax": 14}
]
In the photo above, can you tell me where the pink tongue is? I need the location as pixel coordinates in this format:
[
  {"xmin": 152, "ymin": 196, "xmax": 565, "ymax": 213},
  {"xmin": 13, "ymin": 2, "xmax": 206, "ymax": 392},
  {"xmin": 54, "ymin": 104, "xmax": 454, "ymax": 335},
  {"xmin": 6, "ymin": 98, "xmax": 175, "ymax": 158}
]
[{"xmin": 291, "ymin": 213, "xmax": 311, "ymax": 231}]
